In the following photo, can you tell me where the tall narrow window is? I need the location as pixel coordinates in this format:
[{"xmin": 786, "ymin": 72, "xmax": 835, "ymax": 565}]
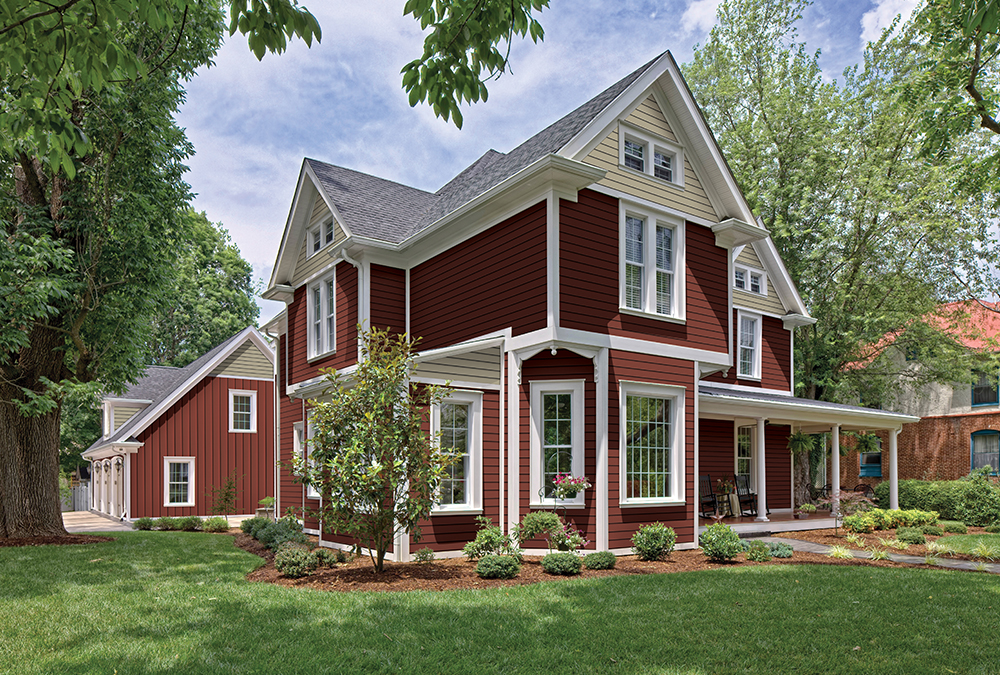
[
  {"xmin": 736, "ymin": 426, "xmax": 753, "ymax": 485},
  {"xmin": 432, "ymin": 392, "xmax": 483, "ymax": 513},
  {"xmin": 860, "ymin": 441, "xmax": 882, "ymax": 477},
  {"xmin": 325, "ymin": 278, "xmax": 336, "ymax": 353},
  {"xmin": 323, "ymin": 219, "xmax": 335, "ymax": 246},
  {"xmin": 738, "ymin": 312, "xmax": 760, "ymax": 379},
  {"xmin": 163, "ymin": 457, "xmax": 194, "ymax": 506},
  {"xmin": 624, "ymin": 139, "xmax": 644, "ymax": 171},
  {"xmin": 312, "ymin": 285, "xmax": 322, "ymax": 355},
  {"xmin": 308, "ymin": 273, "xmax": 336, "ymax": 358},
  {"xmin": 625, "ymin": 395, "xmax": 671, "ymax": 500},
  {"xmin": 311, "ymin": 229, "xmax": 322, "ymax": 254},
  {"xmin": 530, "ymin": 381, "xmax": 583, "ymax": 507},
  {"xmin": 750, "ymin": 273, "xmax": 762, "ymax": 294},
  {"xmin": 972, "ymin": 431, "xmax": 1000, "ymax": 473},
  {"xmin": 542, "ymin": 393, "xmax": 573, "ymax": 498},
  {"xmin": 655, "ymin": 224, "xmax": 673, "ymax": 314},
  {"xmin": 621, "ymin": 207, "xmax": 684, "ymax": 319},
  {"xmin": 625, "ymin": 216, "xmax": 644, "ymax": 310},
  {"xmin": 439, "ymin": 403, "xmax": 469, "ymax": 505},
  {"xmin": 734, "ymin": 268, "xmax": 746, "ymax": 290}
]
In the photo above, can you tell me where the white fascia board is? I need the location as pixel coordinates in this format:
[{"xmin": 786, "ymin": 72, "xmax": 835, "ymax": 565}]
[
  {"xmin": 103, "ymin": 397, "xmax": 152, "ymax": 405},
  {"xmin": 414, "ymin": 335, "xmax": 508, "ymax": 363},
  {"xmin": 261, "ymin": 285, "xmax": 294, "ymax": 303},
  {"xmin": 304, "ymin": 161, "xmax": 354, "ymax": 239},
  {"xmin": 754, "ymin": 237, "xmax": 810, "ymax": 317},
  {"xmin": 267, "ymin": 162, "xmax": 312, "ymax": 290},
  {"xmin": 83, "ymin": 441, "xmax": 142, "ymax": 460},
  {"xmin": 698, "ymin": 392, "xmax": 919, "ymax": 428},
  {"xmin": 260, "ymin": 309, "xmax": 288, "ymax": 336}
]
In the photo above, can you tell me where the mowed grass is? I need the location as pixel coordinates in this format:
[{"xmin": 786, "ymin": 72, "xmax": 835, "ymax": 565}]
[{"xmin": 2, "ymin": 532, "xmax": 1000, "ymax": 674}]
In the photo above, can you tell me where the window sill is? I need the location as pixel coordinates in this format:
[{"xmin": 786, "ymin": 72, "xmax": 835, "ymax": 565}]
[
  {"xmin": 229, "ymin": 429, "xmax": 257, "ymax": 434},
  {"xmin": 529, "ymin": 501, "xmax": 586, "ymax": 511},
  {"xmin": 618, "ymin": 499, "xmax": 685, "ymax": 509},
  {"xmin": 736, "ymin": 374, "xmax": 762, "ymax": 382},
  {"xmin": 618, "ymin": 307, "xmax": 686, "ymax": 325},
  {"xmin": 430, "ymin": 508, "xmax": 483, "ymax": 516},
  {"xmin": 307, "ymin": 349, "xmax": 337, "ymax": 365},
  {"xmin": 618, "ymin": 164, "xmax": 685, "ymax": 191},
  {"xmin": 163, "ymin": 502, "xmax": 195, "ymax": 508},
  {"xmin": 971, "ymin": 403, "xmax": 999, "ymax": 408}
]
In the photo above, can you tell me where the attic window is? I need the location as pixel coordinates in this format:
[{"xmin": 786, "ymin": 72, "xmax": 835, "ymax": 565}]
[
  {"xmin": 308, "ymin": 218, "xmax": 336, "ymax": 257},
  {"xmin": 734, "ymin": 264, "xmax": 766, "ymax": 296},
  {"xmin": 619, "ymin": 123, "xmax": 684, "ymax": 188}
]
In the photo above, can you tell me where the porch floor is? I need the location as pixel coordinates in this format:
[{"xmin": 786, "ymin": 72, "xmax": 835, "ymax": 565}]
[{"xmin": 698, "ymin": 511, "xmax": 837, "ymax": 536}]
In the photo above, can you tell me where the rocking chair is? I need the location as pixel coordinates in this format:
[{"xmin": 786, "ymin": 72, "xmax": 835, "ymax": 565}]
[
  {"xmin": 699, "ymin": 475, "xmax": 719, "ymax": 518},
  {"xmin": 734, "ymin": 475, "xmax": 770, "ymax": 517}
]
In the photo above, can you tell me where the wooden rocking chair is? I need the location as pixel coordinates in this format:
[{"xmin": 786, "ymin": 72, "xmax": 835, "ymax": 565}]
[{"xmin": 700, "ymin": 475, "xmax": 719, "ymax": 518}]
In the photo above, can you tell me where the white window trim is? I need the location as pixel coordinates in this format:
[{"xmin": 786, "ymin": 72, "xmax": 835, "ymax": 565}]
[
  {"xmin": 163, "ymin": 456, "xmax": 195, "ymax": 507},
  {"xmin": 103, "ymin": 402, "xmax": 112, "ymax": 437},
  {"xmin": 298, "ymin": 421, "xmax": 320, "ymax": 500},
  {"xmin": 430, "ymin": 390, "xmax": 484, "ymax": 515},
  {"xmin": 618, "ymin": 380, "xmax": 686, "ymax": 508},
  {"xmin": 529, "ymin": 380, "xmax": 586, "ymax": 509},
  {"xmin": 734, "ymin": 263, "xmax": 767, "ymax": 296},
  {"xmin": 229, "ymin": 389, "xmax": 257, "ymax": 433},
  {"xmin": 618, "ymin": 122, "xmax": 685, "ymax": 188},
  {"xmin": 619, "ymin": 202, "xmax": 686, "ymax": 323},
  {"xmin": 306, "ymin": 272, "xmax": 337, "ymax": 360},
  {"xmin": 307, "ymin": 217, "xmax": 336, "ymax": 258},
  {"xmin": 735, "ymin": 423, "xmax": 757, "ymax": 492},
  {"xmin": 737, "ymin": 310, "xmax": 763, "ymax": 381}
]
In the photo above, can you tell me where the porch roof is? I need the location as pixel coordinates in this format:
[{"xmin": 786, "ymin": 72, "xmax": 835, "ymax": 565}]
[{"xmin": 698, "ymin": 385, "xmax": 919, "ymax": 432}]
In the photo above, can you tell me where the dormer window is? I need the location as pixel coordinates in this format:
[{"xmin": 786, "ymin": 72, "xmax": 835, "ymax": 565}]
[
  {"xmin": 734, "ymin": 264, "xmax": 766, "ymax": 296},
  {"xmin": 308, "ymin": 218, "xmax": 336, "ymax": 257},
  {"xmin": 619, "ymin": 123, "xmax": 684, "ymax": 188}
]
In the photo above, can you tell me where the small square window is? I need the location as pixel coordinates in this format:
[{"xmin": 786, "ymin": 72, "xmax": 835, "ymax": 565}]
[
  {"xmin": 229, "ymin": 390, "xmax": 256, "ymax": 433},
  {"xmin": 624, "ymin": 140, "xmax": 644, "ymax": 172}
]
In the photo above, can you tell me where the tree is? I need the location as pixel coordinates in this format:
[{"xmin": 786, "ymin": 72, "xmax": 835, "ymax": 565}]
[
  {"xmin": 300, "ymin": 328, "xmax": 454, "ymax": 572},
  {"xmin": 149, "ymin": 210, "xmax": 259, "ymax": 367}
]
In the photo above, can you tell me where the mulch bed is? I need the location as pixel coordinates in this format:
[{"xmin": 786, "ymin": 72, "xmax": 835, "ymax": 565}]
[
  {"xmin": 778, "ymin": 527, "xmax": 993, "ymax": 561},
  {"xmin": 0, "ymin": 534, "xmax": 113, "ymax": 547},
  {"xmin": 233, "ymin": 533, "xmax": 925, "ymax": 594}
]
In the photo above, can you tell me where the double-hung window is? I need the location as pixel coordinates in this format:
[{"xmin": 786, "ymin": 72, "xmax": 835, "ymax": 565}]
[
  {"xmin": 737, "ymin": 311, "xmax": 761, "ymax": 379},
  {"xmin": 624, "ymin": 139, "xmax": 644, "ymax": 171},
  {"xmin": 621, "ymin": 206, "xmax": 684, "ymax": 321},
  {"xmin": 309, "ymin": 218, "xmax": 336, "ymax": 257},
  {"xmin": 163, "ymin": 457, "xmax": 195, "ymax": 507},
  {"xmin": 972, "ymin": 371, "xmax": 999, "ymax": 406},
  {"xmin": 308, "ymin": 274, "xmax": 336, "ymax": 358},
  {"xmin": 619, "ymin": 124, "xmax": 684, "ymax": 187},
  {"xmin": 734, "ymin": 264, "xmax": 766, "ymax": 295},
  {"xmin": 972, "ymin": 430, "xmax": 1000, "ymax": 473},
  {"xmin": 620, "ymin": 382, "xmax": 685, "ymax": 506},
  {"xmin": 530, "ymin": 381, "xmax": 584, "ymax": 507},
  {"xmin": 296, "ymin": 421, "xmax": 320, "ymax": 499},
  {"xmin": 736, "ymin": 425, "xmax": 754, "ymax": 487},
  {"xmin": 431, "ymin": 391, "xmax": 483, "ymax": 513},
  {"xmin": 229, "ymin": 390, "xmax": 256, "ymax": 433}
]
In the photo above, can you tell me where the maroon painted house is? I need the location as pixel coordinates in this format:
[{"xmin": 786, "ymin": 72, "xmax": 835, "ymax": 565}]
[
  {"xmin": 84, "ymin": 327, "xmax": 275, "ymax": 520},
  {"xmin": 262, "ymin": 51, "xmax": 916, "ymax": 558}
]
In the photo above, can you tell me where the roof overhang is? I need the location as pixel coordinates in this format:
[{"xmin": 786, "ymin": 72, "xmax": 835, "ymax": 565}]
[
  {"xmin": 83, "ymin": 441, "xmax": 142, "ymax": 461},
  {"xmin": 712, "ymin": 218, "xmax": 768, "ymax": 249},
  {"xmin": 782, "ymin": 313, "xmax": 817, "ymax": 329},
  {"xmin": 261, "ymin": 308, "xmax": 288, "ymax": 336}
]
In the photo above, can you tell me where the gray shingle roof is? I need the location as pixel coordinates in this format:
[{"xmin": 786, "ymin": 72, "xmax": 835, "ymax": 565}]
[{"xmin": 307, "ymin": 54, "xmax": 661, "ymax": 245}]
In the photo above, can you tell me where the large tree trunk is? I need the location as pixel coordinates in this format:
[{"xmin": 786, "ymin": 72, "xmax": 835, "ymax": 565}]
[{"xmin": 793, "ymin": 451, "xmax": 811, "ymax": 508}]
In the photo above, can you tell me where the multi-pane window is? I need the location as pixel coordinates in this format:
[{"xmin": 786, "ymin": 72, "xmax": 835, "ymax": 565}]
[
  {"xmin": 229, "ymin": 390, "xmax": 256, "ymax": 432},
  {"xmin": 624, "ymin": 395, "xmax": 672, "ymax": 500},
  {"xmin": 625, "ymin": 216, "xmax": 644, "ymax": 310},
  {"xmin": 530, "ymin": 382, "xmax": 583, "ymax": 506},
  {"xmin": 653, "ymin": 150, "xmax": 672, "ymax": 182},
  {"xmin": 311, "ymin": 229, "xmax": 322, "ymax": 254},
  {"xmin": 734, "ymin": 269, "xmax": 746, "ymax": 290},
  {"xmin": 439, "ymin": 403, "xmax": 470, "ymax": 506},
  {"xmin": 309, "ymin": 219, "xmax": 336, "ymax": 256},
  {"xmin": 655, "ymin": 224, "xmax": 673, "ymax": 314},
  {"xmin": 295, "ymin": 422, "xmax": 320, "ymax": 499},
  {"xmin": 624, "ymin": 139, "xmax": 644, "ymax": 171},
  {"xmin": 164, "ymin": 458, "xmax": 194, "ymax": 506},
  {"xmin": 972, "ymin": 431, "xmax": 999, "ymax": 473},
  {"xmin": 750, "ymin": 273, "xmax": 762, "ymax": 294},
  {"xmin": 542, "ymin": 393, "xmax": 573, "ymax": 498},
  {"xmin": 308, "ymin": 274, "xmax": 336, "ymax": 357},
  {"xmin": 972, "ymin": 371, "xmax": 999, "ymax": 406},
  {"xmin": 738, "ymin": 313, "xmax": 760, "ymax": 378},
  {"xmin": 622, "ymin": 209, "xmax": 681, "ymax": 319},
  {"xmin": 737, "ymin": 426, "xmax": 753, "ymax": 483},
  {"xmin": 323, "ymin": 219, "xmax": 334, "ymax": 246},
  {"xmin": 734, "ymin": 264, "xmax": 766, "ymax": 295}
]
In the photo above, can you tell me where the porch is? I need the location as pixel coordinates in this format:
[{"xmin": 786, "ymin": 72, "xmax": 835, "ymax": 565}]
[{"xmin": 698, "ymin": 511, "xmax": 837, "ymax": 535}]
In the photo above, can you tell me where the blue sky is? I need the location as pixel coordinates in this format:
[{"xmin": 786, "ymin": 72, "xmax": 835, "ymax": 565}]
[{"xmin": 174, "ymin": 0, "xmax": 917, "ymax": 324}]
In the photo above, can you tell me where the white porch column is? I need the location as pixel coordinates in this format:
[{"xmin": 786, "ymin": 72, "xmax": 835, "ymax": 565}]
[
  {"xmin": 831, "ymin": 424, "xmax": 841, "ymax": 516},
  {"xmin": 889, "ymin": 428, "xmax": 900, "ymax": 510},
  {"xmin": 595, "ymin": 348, "xmax": 609, "ymax": 552},
  {"xmin": 755, "ymin": 418, "xmax": 768, "ymax": 522}
]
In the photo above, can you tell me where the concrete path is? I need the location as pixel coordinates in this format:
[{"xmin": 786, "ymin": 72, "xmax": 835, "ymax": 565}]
[
  {"xmin": 756, "ymin": 536, "xmax": 1000, "ymax": 574},
  {"xmin": 62, "ymin": 511, "xmax": 133, "ymax": 533}
]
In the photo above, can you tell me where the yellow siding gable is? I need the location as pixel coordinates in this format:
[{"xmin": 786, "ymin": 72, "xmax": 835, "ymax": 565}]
[
  {"xmin": 583, "ymin": 95, "xmax": 717, "ymax": 223},
  {"xmin": 291, "ymin": 195, "xmax": 346, "ymax": 286},
  {"xmin": 211, "ymin": 342, "xmax": 274, "ymax": 379},
  {"xmin": 734, "ymin": 244, "xmax": 786, "ymax": 315}
]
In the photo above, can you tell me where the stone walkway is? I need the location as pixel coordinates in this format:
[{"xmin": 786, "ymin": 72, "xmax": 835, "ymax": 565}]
[
  {"xmin": 756, "ymin": 536, "xmax": 1000, "ymax": 574},
  {"xmin": 62, "ymin": 511, "xmax": 133, "ymax": 533}
]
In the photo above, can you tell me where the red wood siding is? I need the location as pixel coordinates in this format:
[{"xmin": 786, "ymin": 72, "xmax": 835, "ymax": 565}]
[
  {"xmin": 765, "ymin": 424, "xmax": 792, "ymax": 509},
  {"xmin": 287, "ymin": 261, "xmax": 358, "ymax": 384},
  {"xmin": 705, "ymin": 313, "xmax": 791, "ymax": 390},
  {"xmin": 607, "ymin": 352, "xmax": 695, "ymax": 548},
  {"xmin": 411, "ymin": 390, "xmax": 501, "ymax": 552},
  {"xmin": 559, "ymin": 189, "xmax": 729, "ymax": 353},
  {"xmin": 517, "ymin": 351, "xmax": 597, "ymax": 550},
  {"xmin": 698, "ymin": 418, "xmax": 792, "ymax": 510},
  {"xmin": 409, "ymin": 201, "xmax": 547, "ymax": 350},
  {"xmin": 370, "ymin": 264, "xmax": 406, "ymax": 335},
  {"xmin": 130, "ymin": 376, "xmax": 274, "ymax": 518},
  {"xmin": 699, "ymin": 418, "xmax": 734, "ymax": 483}
]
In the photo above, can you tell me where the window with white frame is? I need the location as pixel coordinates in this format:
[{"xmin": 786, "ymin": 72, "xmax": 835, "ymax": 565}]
[
  {"xmin": 308, "ymin": 274, "xmax": 336, "ymax": 358},
  {"xmin": 308, "ymin": 218, "xmax": 335, "ymax": 257},
  {"xmin": 620, "ymin": 381, "xmax": 685, "ymax": 505},
  {"xmin": 229, "ymin": 390, "xmax": 256, "ymax": 432},
  {"xmin": 431, "ymin": 391, "xmax": 483, "ymax": 513},
  {"xmin": 737, "ymin": 311, "xmax": 761, "ymax": 379},
  {"xmin": 296, "ymin": 421, "xmax": 320, "ymax": 499},
  {"xmin": 619, "ymin": 124, "xmax": 684, "ymax": 187},
  {"xmin": 621, "ymin": 206, "xmax": 684, "ymax": 320},
  {"xmin": 530, "ymin": 381, "xmax": 584, "ymax": 507},
  {"xmin": 163, "ymin": 457, "xmax": 195, "ymax": 507},
  {"xmin": 734, "ymin": 264, "xmax": 766, "ymax": 295},
  {"xmin": 736, "ymin": 425, "xmax": 754, "ymax": 487}
]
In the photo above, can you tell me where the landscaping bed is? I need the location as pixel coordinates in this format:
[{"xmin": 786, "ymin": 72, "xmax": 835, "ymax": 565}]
[
  {"xmin": 779, "ymin": 526, "xmax": 995, "ymax": 560},
  {"xmin": 0, "ymin": 534, "xmax": 112, "ymax": 548}
]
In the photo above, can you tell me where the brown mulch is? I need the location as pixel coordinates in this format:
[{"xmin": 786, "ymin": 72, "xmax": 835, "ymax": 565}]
[
  {"xmin": 233, "ymin": 532, "xmax": 923, "ymax": 594},
  {"xmin": 0, "ymin": 534, "xmax": 113, "ymax": 547},
  {"xmin": 778, "ymin": 526, "xmax": 993, "ymax": 561}
]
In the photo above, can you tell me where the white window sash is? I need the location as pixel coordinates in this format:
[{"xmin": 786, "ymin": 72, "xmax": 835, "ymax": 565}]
[
  {"xmin": 163, "ymin": 457, "xmax": 195, "ymax": 507},
  {"xmin": 618, "ymin": 381, "xmax": 685, "ymax": 507},
  {"xmin": 229, "ymin": 390, "xmax": 257, "ymax": 433},
  {"xmin": 620, "ymin": 204, "xmax": 684, "ymax": 320},
  {"xmin": 529, "ymin": 381, "xmax": 585, "ymax": 508},
  {"xmin": 307, "ymin": 273, "xmax": 336, "ymax": 359},
  {"xmin": 737, "ymin": 311, "xmax": 761, "ymax": 379},
  {"xmin": 431, "ymin": 391, "xmax": 484, "ymax": 514}
]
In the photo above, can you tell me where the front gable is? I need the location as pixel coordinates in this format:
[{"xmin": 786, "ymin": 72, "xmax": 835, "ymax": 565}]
[{"xmin": 732, "ymin": 243, "xmax": 786, "ymax": 315}]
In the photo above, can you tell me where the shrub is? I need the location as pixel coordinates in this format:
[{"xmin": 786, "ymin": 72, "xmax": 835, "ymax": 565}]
[
  {"xmin": 843, "ymin": 513, "xmax": 875, "ymax": 533},
  {"xmin": 335, "ymin": 548, "xmax": 349, "ymax": 563},
  {"xmin": 240, "ymin": 516, "xmax": 272, "ymax": 538},
  {"xmin": 941, "ymin": 521, "xmax": 968, "ymax": 534},
  {"xmin": 413, "ymin": 547, "xmax": 436, "ymax": 563},
  {"xmin": 797, "ymin": 503, "xmax": 817, "ymax": 513},
  {"xmin": 877, "ymin": 476, "xmax": 1000, "ymax": 525},
  {"xmin": 548, "ymin": 521, "xmax": 588, "ymax": 552},
  {"xmin": 631, "ymin": 523, "xmax": 676, "ymax": 561},
  {"xmin": 475, "ymin": 555, "xmax": 520, "ymax": 579},
  {"xmin": 583, "ymin": 550, "xmax": 616, "ymax": 570},
  {"xmin": 745, "ymin": 541, "xmax": 772, "ymax": 562},
  {"xmin": 986, "ymin": 524, "xmax": 1000, "ymax": 534},
  {"xmin": 154, "ymin": 517, "xmax": 179, "ymax": 531},
  {"xmin": 177, "ymin": 516, "xmax": 202, "ymax": 532},
  {"xmin": 957, "ymin": 470, "xmax": 1000, "ymax": 526},
  {"xmin": 312, "ymin": 547, "xmax": 340, "ymax": 567},
  {"xmin": 133, "ymin": 517, "xmax": 154, "ymax": 531},
  {"xmin": 699, "ymin": 523, "xmax": 742, "ymax": 561},
  {"xmin": 463, "ymin": 516, "xmax": 520, "ymax": 560},
  {"xmin": 542, "ymin": 552, "xmax": 582, "ymax": 576},
  {"xmin": 896, "ymin": 527, "xmax": 926, "ymax": 545},
  {"xmin": 274, "ymin": 544, "xmax": 318, "ymax": 578},
  {"xmin": 515, "ymin": 511, "xmax": 561, "ymax": 545},
  {"xmin": 768, "ymin": 541, "xmax": 793, "ymax": 558},
  {"xmin": 202, "ymin": 517, "xmax": 230, "ymax": 533},
  {"xmin": 257, "ymin": 517, "xmax": 307, "ymax": 550},
  {"xmin": 921, "ymin": 525, "xmax": 944, "ymax": 536}
]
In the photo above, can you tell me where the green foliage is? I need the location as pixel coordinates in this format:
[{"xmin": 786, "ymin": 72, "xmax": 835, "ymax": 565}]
[
  {"xmin": 177, "ymin": 516, "xmax": 202, "ymax": 532},
  {"xmin": 699, "ymin": 523, "xmax": 743, "ymax": 562},
  {"xmin": 768, "ymin": 542, "xmax": 794, "ymax": 559},
  {"xmin": 413, "ymin": 547, "xmax": 436, "ymax": 563},
  {"xmin": 942, "ymin": 521, "xmax": 969, "ymax": 534},
  {"xmin": 897, "ymin": 527, "xmax": 927, "ymax": 545},
  {"xmin": 207, "ymin": 469, "xmax": 240, "ymax": 520},
  {"xmin": 844, "ymin": 509, "xmax": 939, "ymax": 533},
  {"xmin": 133, "ymin": 517, "xmax": 154, "ymax": 531},
  {"xmin": 631, "ymin": 523, "xmax": 677, "ymax": 561},
  {"xmin": 304, "ymin": 328, "xmax": 457, "ymax": 572},
  {"xmin": 256, "ymin": 517, "xmax": 306, "ymax": 550},
  {"xmin": 57, "ymin": 381, "xmax": 102, "ymax": 474},
  {"xmin": 202, "ymin": 517, "xmax": 230, "ymax": 533},
  {"xmin": 401, "ymin": 0, "xmax": 549, "ymax": 128},
  {"xmin": 583, "ymin": 550, "xmax": 616, "ymax": 570},
  {"xmin": 745, "ymin": 541, "xmax": 772, "ymax": 562},
  {"xmin": 258, "ymin": 496, "xmax": 275, "ymax": 508},
  {"xmin": 827, "ymin": 546, "xmax": 855, "ymax": 560},
  {"xmin": 985, "ymin": 524, "xmax": 1000, "ymax": 533},
  {"xmin": 274, "ymin": 544, "xmax": 318, "ymax": 578},
  {"xmin": 514, "ymin": 511, "xmax": 561, "ymax": 544},
  {"xmin": 922, "ymin": 525, "xmax": 945, "ymax": 536},
  {"xmin": 956, "ymin": 470, "xmax": 1000, "ymax": 526},
  {"xmin": 879, "ymin": 478, "xmax": 1000, "ymax": 525},
  {"xmin": 154, "ymin": 517, "xmax": 180, "ymax": 531},
  {"xmin": 463, "ymin": 516, "xmax": 521, "ymax": 561},
  {"xmin": 797, "ymin": 503, "xmax": 817, "ymax": 513},
  {"xmin": 541, "ymin": 552, "xmax": 582, "ymax": 576},
  {"xmin": 312, "ymin": 547, "xmax": 340, "ymax": 567},
  {"xmin": 787, "ymin": 431, "xmax": 815, "ymax": 455},
  {"xmin": 240, "ymin": 516, "xmax": 271, "ymax": 537},
  {"xmin": 474, "ymin": 554, "xmax": 520, "ymax": 579}
]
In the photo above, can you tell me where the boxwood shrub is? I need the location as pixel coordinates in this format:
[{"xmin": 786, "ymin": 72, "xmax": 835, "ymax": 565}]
[
  {"xmin": 542, "ymin": 552, "xmax": 582, "ymax": 576},
  {"xmin": 202, "ymin": 517, "xmax": 230, "ymax": 533},
  {"xmin": 133, "ymin": 517, "xmax": 155, "ymax": 531},
  {"xmin": 240, "ymin": 515, "xmax": 271, "ymax": 538},
  {"xmin": 583, "ymin": 550, "xmax": 616, "ymax": 570},
  {"xmin": 154, "ymin": 517, "xmax": 179, "ymax": 531},
  {"xmin": 896, "ymin": 527, "xmax": 926, "ymax": 545},
  {"xmin": 177, "ymin": 516, "xmax": 202, "ymax": 532},
  {"xmin": 921, "ymin": 525, "xmax": 944, "ymax": 536},
  {"xmin": 475, "ymin": 555, "xmax": 520, "ymax": 579},
  {"xmin": 699, "ymin": 523, "xmax": 742, "ymax": 561},
  {"xmin": 631, "ymin": 522, "xmax": 676, "ymax": 561},
  {"xmin": 274, "ymin": 544, "xmax": 318, "ymax": 578}
]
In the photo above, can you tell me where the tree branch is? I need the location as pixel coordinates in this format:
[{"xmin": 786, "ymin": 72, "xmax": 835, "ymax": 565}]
[{"xmin": 0, "ymin": 0, "xmax": 85, "ymax": 38}]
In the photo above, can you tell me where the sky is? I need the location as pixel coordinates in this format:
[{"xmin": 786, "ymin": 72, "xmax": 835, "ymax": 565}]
[{"xmin": 174, "ymin": 0, "xmax": 919, "ymax": 324}]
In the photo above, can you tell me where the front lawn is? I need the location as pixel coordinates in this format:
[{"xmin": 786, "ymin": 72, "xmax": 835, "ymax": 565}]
[{"xmin": 1, "ymin": 531, "xmax": 999, "ymax": 674}]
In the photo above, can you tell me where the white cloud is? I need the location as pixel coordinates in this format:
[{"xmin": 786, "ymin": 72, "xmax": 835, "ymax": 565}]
[
  {"xmin": 681, "ymin": 0, "xmax": 721, "ymax": 35},
  {"xmin": 860, "ymin": 0, "xmax": 919, "ymax": 43}
]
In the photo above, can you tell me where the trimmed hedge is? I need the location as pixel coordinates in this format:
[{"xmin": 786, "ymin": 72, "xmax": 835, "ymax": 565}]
[
  {"xmin": 875, "ymin": 476, "xmax": 1000, "ymax": 526},
  {"xmin": 583, "ymin": 551, "xmax": 616, "ymax": 570},
  {"xmin": 843, "ymin": 509, "xmax": 938, "ymax": 534},
  {"xmin": 475, "ymin": 555, "xmax": 520, "ymax": 579},
  {"xmin": 541, "ymin": 552, "xmax": 582, "ymax": 576},
  {"xmin": 133, "ymin": 517, "xmax": 154, "ymax": 531}
]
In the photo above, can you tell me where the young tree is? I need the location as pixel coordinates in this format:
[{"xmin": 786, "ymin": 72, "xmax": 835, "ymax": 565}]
[{"xmin": 300, "ymin": 328, "xmax": 454, "ymax": 572}]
